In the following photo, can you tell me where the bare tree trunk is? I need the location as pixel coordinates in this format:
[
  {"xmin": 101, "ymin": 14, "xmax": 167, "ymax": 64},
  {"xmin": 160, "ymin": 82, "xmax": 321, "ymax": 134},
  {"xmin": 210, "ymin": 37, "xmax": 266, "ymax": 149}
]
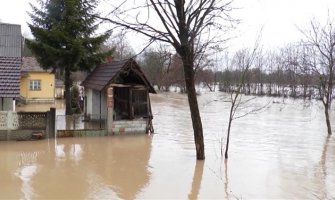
[
  {"xmin": 323, "ymin": 81, "xmax": 332, "ymax": 135},
  {"xmin": 303, "ymin": 84, "xmax": 307, "ymax": 98},
  {"xmin": 183, "ymin": 60, "xmax": 205, "ymax": 160},
  {"xmin": 325, "ymin": 74, "xmax": 332, "ymax": 135},
  {"xmin": 65, "ymin": 68, "xmax": 72, "ymax": 115},
  {"xmin": 324, "ymin": 103, "xmax": 332, "ymax": 135},
  {"xmin": 175, "ymin": 0, "xmax": 205, "ymax": 159},
  {"xmin": 224, "ymin": 113, "xmax": 233, "ymax": 159}
]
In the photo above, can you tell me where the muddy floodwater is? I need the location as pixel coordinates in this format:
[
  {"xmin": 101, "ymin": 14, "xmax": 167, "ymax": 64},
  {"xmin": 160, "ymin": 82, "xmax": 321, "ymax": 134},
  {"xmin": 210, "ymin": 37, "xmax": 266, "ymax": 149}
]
[{"xmin": 1, "ymin": 92, "xmax": 335, "ymax": 199}]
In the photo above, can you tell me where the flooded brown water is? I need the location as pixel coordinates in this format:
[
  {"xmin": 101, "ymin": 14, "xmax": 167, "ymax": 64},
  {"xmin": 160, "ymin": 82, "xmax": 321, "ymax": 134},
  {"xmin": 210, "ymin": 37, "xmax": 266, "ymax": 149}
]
[{"xmin": 2, "ymin": 92, "xmax": 335, "ymax": 199}]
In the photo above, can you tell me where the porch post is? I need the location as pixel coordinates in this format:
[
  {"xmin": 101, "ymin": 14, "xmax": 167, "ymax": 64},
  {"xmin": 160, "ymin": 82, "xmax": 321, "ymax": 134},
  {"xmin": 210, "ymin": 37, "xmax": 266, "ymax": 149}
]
[
  {"xmin": 49, "ymin": 107, "xmax": 56, "ymax": 138},
  {"xmin": 107, "ymin": 87, "xmax": 114, "ymax": 135}
]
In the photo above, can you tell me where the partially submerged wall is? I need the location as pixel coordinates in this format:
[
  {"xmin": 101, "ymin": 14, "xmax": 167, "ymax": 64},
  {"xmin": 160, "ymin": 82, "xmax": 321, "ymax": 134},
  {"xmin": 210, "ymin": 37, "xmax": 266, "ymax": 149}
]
[
  {"xmin": 56, "ymin": 119, "xmax": 148, "ymax": 138},
  {"xmin": 112, "ymin": 119, "xmax": 148, "ymax": 135},
  {"xmin": 57, "ymin": 129, "xmax": 106, "ymax": 137},
  {"xmin": 0, "ymin": 108, "xmax": 55, "ymax": 141},
  {"xmin": 0, "ymin": 130, "xmax": 45, "ymax": 141}
]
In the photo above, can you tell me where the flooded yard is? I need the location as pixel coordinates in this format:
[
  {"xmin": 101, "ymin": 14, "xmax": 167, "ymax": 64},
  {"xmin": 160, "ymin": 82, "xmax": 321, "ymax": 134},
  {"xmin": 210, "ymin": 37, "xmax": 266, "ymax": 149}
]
[{"xmin": 1, "ymin": 92, "xmax": 335, "ymax": 199}]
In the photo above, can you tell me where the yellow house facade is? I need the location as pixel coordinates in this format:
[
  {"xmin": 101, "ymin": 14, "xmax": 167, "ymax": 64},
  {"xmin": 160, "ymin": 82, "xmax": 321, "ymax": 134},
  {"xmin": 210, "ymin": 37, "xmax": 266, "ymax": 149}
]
[{"xmin": 20, "ymin": 57, "xmax": 55, "ymax": 103}]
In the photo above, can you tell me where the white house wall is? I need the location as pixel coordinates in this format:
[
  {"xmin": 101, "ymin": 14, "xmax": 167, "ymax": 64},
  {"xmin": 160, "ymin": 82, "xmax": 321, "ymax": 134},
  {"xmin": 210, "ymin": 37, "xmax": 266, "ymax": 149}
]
[
  {"xmin": 86, "ymin": 88, "xmax": 93, "ymax": 117},
  {"xmin": 0, "ymin": 98, "xmax": 13, "ymax": 111},
  {"xmin": 86, "ymin": 88, "xmax": 107, "ymax": 120}
]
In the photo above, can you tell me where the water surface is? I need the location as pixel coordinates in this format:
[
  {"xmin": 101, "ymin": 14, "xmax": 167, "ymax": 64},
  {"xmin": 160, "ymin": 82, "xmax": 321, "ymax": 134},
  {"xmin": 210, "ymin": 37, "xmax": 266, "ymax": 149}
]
[{"xmin": 2, "ymin": 92, "xmax": 335, "ymax": 199}]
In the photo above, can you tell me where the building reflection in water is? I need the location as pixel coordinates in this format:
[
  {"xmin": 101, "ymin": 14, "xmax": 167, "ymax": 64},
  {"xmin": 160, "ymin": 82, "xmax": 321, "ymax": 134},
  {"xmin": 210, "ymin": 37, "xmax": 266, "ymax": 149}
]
[
  {"xmin": 84, "ymin": 135, "xmax": 153, "ymax": 199},
  {"xmin": 0, "ymin": 135, "xmax": 153, "ymax": 199},
  {"xmin": 0, "ymin": 141, "xmax": 46, "ymax": 199}
]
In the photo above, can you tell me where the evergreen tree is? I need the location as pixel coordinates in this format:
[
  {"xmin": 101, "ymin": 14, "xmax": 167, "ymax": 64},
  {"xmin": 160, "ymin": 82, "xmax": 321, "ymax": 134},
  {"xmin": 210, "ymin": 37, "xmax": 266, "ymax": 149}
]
[{"xmin": 26, "ymin": 0, "xmax": 112, "ymax": 115}]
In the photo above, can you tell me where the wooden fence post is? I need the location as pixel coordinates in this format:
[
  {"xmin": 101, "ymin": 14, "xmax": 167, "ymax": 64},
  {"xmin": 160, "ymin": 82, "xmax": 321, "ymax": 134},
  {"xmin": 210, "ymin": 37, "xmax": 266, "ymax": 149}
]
[{"xmin": 49, "ymin": 108, "xmax": 56, "ymax": 138}]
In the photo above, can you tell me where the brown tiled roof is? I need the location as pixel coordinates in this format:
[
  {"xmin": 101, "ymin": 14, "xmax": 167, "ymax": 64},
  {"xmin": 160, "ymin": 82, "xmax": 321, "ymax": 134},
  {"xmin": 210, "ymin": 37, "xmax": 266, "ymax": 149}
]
[
  {"xmin": 22, "ymin": 57, "xmax": 50, "ymax": 72},
  {"xmin": 0, "ymin": 56, "xmax": 21, "ymax": 98},
  {"xmin": 81, "ymin": 59, "xmax": 155, "ymax": 93},
  {"xmin": 82, "ymin": 60, "xmax": 126, "ymax": 91}
]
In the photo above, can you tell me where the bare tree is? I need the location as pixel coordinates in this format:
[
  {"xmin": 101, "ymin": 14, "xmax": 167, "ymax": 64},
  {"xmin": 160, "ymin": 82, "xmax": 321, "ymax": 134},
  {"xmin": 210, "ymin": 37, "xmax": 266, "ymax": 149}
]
[
  {"xmin": 196, "ymin": 68, "xmax": 216, "ymax": 91},
  {"xmin": 300, "ymin": 18, "xmax": 335, "ymax": 135},
  {"xmin": 140, "ymin": 45, "xmax": 172, "ymax": 90},
  {"xmin": 224, "ymin": 41, "xmax": 263, "ymax": 159},
  {"xmin": 106, "ymin": 31, "xmax": 135, "ymax": 60},
  {"xmin": 99, "ymin": 0, "xmax": 235, "ymax": 160}
]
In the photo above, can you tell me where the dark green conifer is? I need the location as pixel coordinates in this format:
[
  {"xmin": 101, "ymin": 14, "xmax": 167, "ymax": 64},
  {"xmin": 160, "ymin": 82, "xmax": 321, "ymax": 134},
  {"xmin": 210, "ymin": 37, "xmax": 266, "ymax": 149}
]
[{"xmin": 26, "ymin": 0, "xmax": 112, "ymax": 115}]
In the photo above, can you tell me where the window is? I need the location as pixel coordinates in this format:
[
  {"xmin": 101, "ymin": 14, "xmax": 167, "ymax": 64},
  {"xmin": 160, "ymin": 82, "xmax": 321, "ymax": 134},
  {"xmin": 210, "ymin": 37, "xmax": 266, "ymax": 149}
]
[
  {"xmin": 29, "ymin": 80, "xmax": 41, "ymax": 91},
  {"xmin": 114, "ymin": 87, "xmax": 149, "ymax": 120},
  {"xmin": 132, "ymin": 89, "xmax": 148, "ymax": 117},
  {"xmin": 114, "ymin": 87, "xmax": 130, "ymax": 119}
]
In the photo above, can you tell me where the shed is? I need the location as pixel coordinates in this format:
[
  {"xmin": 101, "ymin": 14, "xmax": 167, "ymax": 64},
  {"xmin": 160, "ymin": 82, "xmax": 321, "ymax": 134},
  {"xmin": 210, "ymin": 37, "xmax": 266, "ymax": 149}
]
[{"xmin": 81, "ymin": 58, "xmax": 156, "ymax": 134}]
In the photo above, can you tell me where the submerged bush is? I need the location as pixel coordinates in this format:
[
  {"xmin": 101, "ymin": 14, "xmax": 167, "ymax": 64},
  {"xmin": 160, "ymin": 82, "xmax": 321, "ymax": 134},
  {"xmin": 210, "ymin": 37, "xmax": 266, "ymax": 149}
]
[{"xmin": 71, "ymin": 85, "xmax": 81, "ymax": 114}]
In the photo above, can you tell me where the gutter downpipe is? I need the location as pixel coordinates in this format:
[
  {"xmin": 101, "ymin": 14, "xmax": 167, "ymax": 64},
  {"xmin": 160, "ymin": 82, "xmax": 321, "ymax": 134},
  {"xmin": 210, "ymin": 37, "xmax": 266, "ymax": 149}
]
[{"xmin": 99, "ymin": 91, "xmax": 102, "ymax": 129}]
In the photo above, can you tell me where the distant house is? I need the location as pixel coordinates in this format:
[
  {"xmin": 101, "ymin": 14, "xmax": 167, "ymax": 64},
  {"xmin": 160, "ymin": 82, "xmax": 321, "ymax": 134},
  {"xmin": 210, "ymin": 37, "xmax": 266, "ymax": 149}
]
[
  {"xmin": 20, "ymin": 57, "xmax": 55, "ymax": 103},
  {"xmin": 81, "ymin": 58, "xmax": 156, "ymax": 134},
  {"xmin": 0, "ymin": 23, "xmax": 22, "ymax": 111},
  {"xmin": 55, "ymin": 79, "xmax": 64, "ymax": 99}
]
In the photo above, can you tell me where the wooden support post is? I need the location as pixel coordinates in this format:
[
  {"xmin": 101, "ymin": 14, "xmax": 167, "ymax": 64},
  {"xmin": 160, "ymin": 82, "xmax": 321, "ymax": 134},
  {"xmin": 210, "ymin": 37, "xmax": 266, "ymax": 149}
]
[{"xmin": 107, "ymin": 87, "xmax": 114, "ymax": 135}]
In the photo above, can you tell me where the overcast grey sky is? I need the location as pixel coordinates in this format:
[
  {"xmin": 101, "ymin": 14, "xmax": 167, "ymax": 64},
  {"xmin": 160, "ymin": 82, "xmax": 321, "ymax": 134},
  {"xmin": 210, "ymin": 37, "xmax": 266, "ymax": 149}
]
[
  {"xmin": 1, "ymin": 0, "xmax": 335, "ymax": 50},
  {"xmin": 232, "ymin": 0, "xmax": 335, "ymax": 49}
]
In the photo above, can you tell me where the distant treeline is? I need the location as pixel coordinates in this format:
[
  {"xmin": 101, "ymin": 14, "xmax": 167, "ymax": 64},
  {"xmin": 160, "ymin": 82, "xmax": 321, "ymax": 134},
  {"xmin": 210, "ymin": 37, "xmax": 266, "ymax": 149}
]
[{"xmin": 139, "ymin": 46, "xmax": 323, "ymax": 99}]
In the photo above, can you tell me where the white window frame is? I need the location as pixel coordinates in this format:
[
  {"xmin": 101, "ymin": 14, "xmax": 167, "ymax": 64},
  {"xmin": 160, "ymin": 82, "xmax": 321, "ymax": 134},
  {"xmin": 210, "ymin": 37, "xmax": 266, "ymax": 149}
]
[{"xmin": 29, "ymin": 80, "xmax": 41, "ymax": 91}]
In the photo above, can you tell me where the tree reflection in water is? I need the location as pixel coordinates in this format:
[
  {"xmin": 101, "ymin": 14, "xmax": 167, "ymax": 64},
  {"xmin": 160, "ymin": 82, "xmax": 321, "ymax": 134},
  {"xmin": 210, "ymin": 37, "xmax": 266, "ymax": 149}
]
[
  {"xmin": 188, "ymin": 160, "xmax": 204, "ymax": 200},
  {"xmin": 224, "ymin": 159, "xmax": 229, "ymax": 199},
  {"xmin": 313, "ymin": 135, "xmax": 332, "ymax": 199}
]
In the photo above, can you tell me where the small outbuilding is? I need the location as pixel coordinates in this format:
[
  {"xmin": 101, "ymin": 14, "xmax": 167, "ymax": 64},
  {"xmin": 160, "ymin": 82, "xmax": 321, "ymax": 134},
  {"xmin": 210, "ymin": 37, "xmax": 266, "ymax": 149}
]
[{"xmin": 81, "ymin": 58, "xmax": 156, "ymax": 134}]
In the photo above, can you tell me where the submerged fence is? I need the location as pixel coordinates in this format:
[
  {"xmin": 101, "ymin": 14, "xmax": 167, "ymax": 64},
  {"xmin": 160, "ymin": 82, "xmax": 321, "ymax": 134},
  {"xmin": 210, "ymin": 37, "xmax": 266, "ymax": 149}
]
[
  {"xmin": 0, "ymin": 108, "xmax": 55, "ymax": 141},
  {"xmin": 56, "ymin": 114, "xmax": 107, "ymax": 137},
  {"xmin": 0, "ymin": 109, "xmax": 148, "ymax": 140}
]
